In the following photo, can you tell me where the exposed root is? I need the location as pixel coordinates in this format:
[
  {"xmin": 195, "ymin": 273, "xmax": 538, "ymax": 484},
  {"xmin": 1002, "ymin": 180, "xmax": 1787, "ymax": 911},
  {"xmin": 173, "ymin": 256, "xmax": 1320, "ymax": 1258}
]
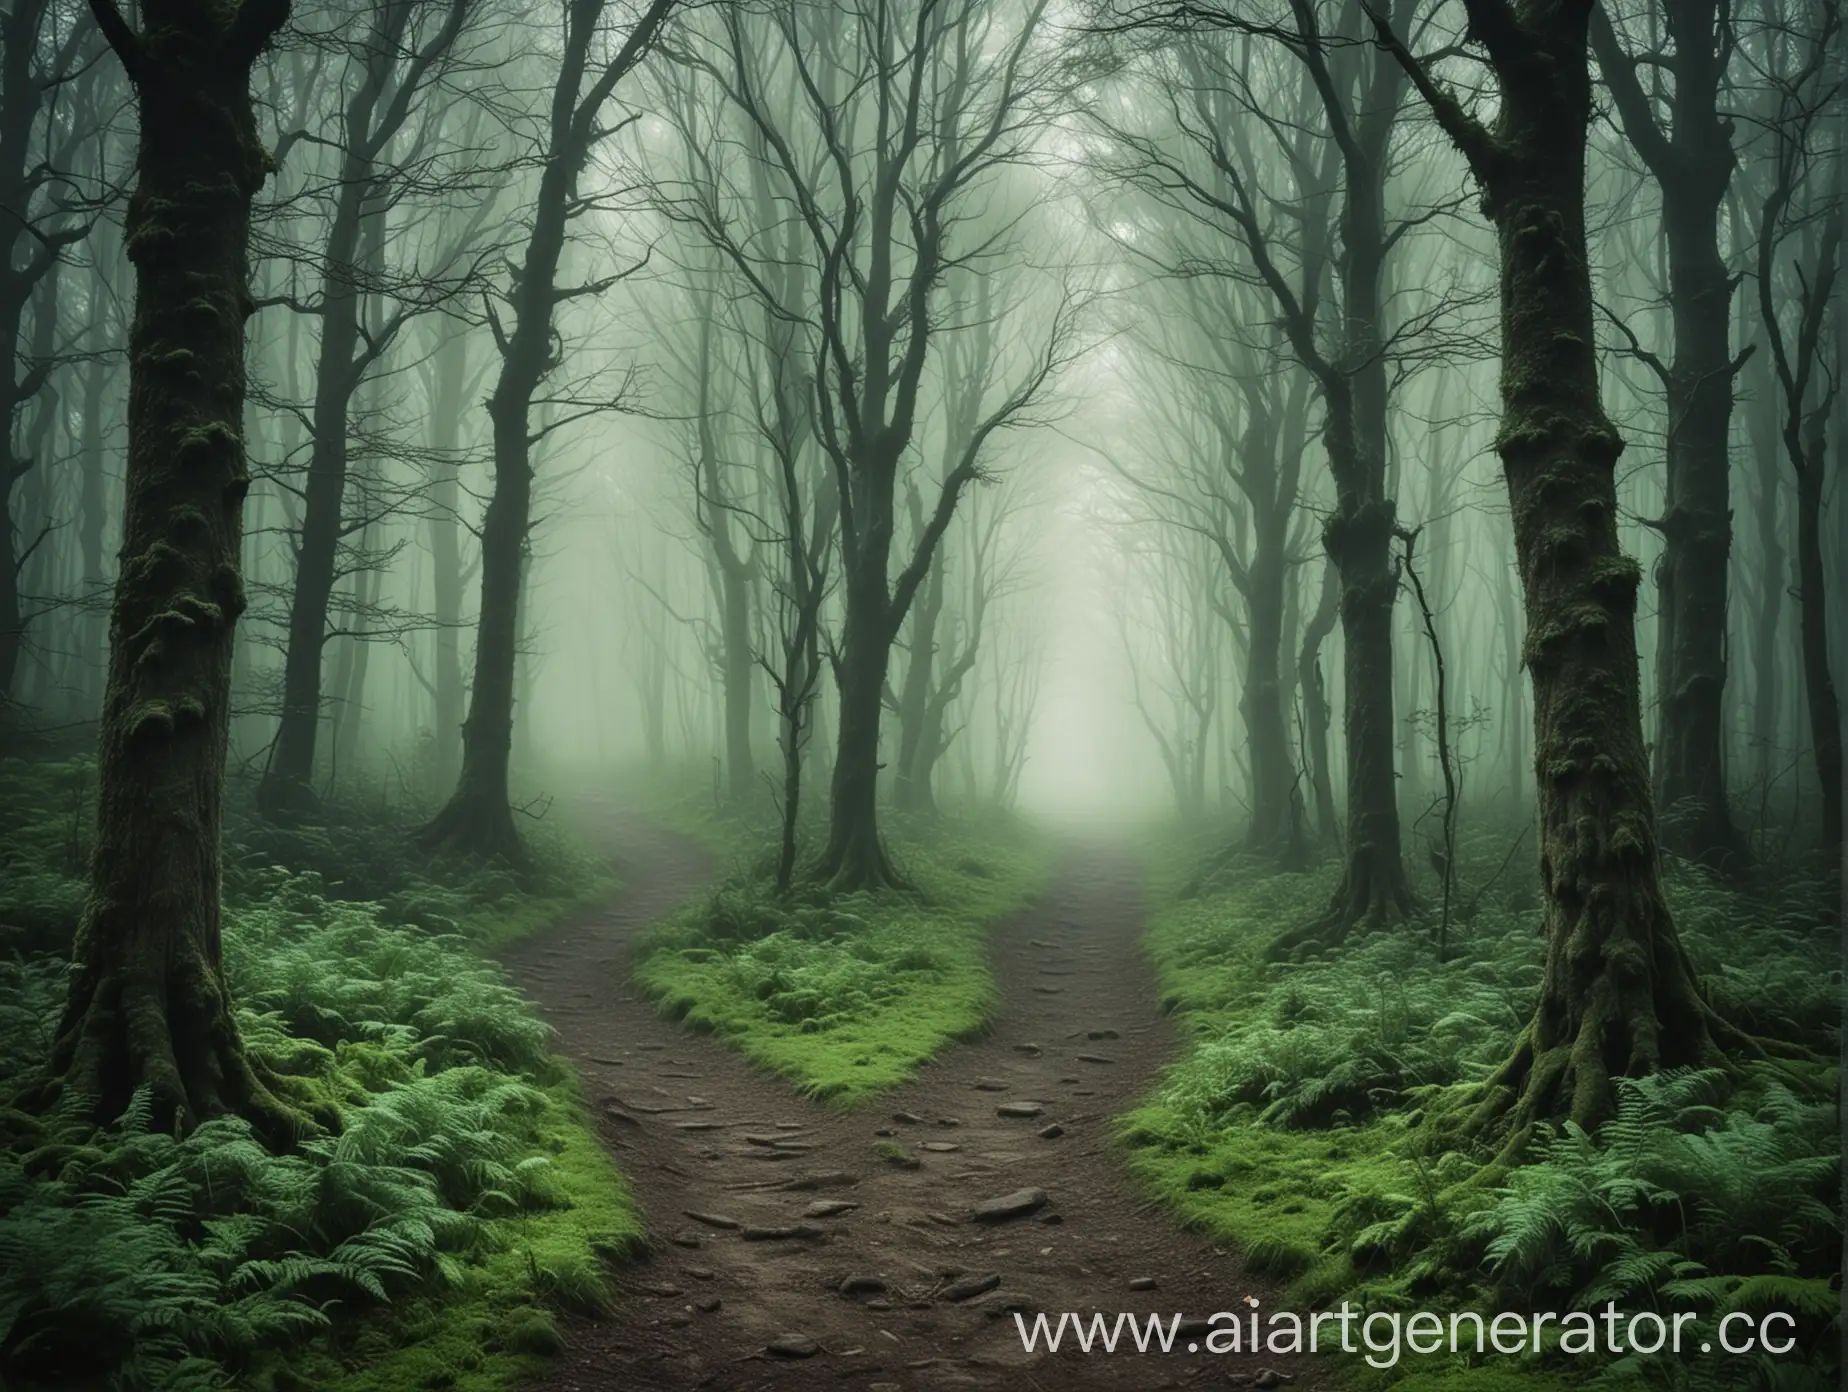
[
  {"xmin": 1268, "ymin": 845, "xmax": 1415, "ymax": 959},
  {"xmin": 419, "ymin": 788, "xmax": 529, "ymax": 870},
  {"xmin": 42, "ymin": 949, "xmax": 324, "ymax": 1147}
]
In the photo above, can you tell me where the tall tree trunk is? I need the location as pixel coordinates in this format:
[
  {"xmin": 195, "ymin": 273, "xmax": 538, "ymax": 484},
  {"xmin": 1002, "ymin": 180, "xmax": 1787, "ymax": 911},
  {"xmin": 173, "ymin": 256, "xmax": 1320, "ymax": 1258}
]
[
  {"xmin": 1378, "ymin": 0, "xmax": 1736, "ymax": 1138},
  {"xmin": 48, "ymin": 0, "xmax": 312, "ymax": 1141},
  {"xmin": 1297, "ymin": 555, "xmax": 1340, "ymax": 845},
  {"xmin": 893, "ymin": 517, "xmax": 944, "ymax": 815},
  {"xmin": 425, "ymin": 321, "xmax": 469, "ymax": 794},
  {"xmin": 820, "ymin": 537, "xmax": 901, "ymax": 886},
  {"xmin": 76, "ymin": 325, "xmax": 112, "ymax": 716},
  {"xmin": 1592, "ymin": 0, "xmax": 1748, "ymax": 871},
  {"xmin": 260, "ymin": 176, "xmax": 376, "ymax": 818},
  {"xmin": 1746, "ymin": 349, "xmax": 1784, "ymax": 790},
  {"xmin": 1791, "ymin": 402, "xmax": 1841, "ymax": 850},
  {"xmin": 1243, "ymin": 542, "xmax": 1305, "ymax": 864},
  {"xmin": 422, "ymin": 0, "xmax": 679, "ymax": 859}
]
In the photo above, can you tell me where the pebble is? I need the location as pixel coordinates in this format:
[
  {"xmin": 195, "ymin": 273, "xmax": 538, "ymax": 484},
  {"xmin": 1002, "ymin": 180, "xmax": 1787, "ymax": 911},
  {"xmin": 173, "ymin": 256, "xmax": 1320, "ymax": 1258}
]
[
  {"xmin": 683, "ymin": 1211, "xmax": 741, "ymax": 1230},
  {"xmin": 1088, "ymin": 1029, "xmax": 1120, "ymax": 1041},
  {"xmin": 840, "ymin": 1274, "xmax": 887, "ymax": 1295},
  {"xmin": 742, "ymin": 1224, "xmax": 824, "ymax": 1241},
  {"xmin": 804, "ymin": 1199, "xmax": 860, "ymax": 1218},
  {"xmin": 893, "ymin": 1111, "xmax": 924, "ymax": 1124},
  {"xmin": 920, "ymin": 1141, "xmax": 960, "ymax": 1152},
  {"xmin": 996, "ymin": 1102, "xmax": 1044, "ymax": 1119},
  {"xmin": 973, "ymin": 1078, "xmax": 1008, "ymax": 1091},
  {"xmin": 686, "ymin": 1266, "xmax": 715, "ymax": 1280},
  {"xmin": 941, "ymin": 1272, "xmax": 1001, "ymax": 1301},
  {"xmin": 1076, "ymin": 1053, "xmax": 1116, "ymax": 1065},
  {"xmin": 1038, "ymin": 1123, "xmax": 1065, "ymax": 1139},
  {"xmin": 971, "ymin": 1188, "xmax": 1049, "ymax": 1223},
  {"xmin": 1128, "ymin": 1276, "xmax": 1157, "ymax": 1291},
  {"xmin": 695, "ymin": 1295, "xmax": 722, "ymax": 1313},
  {"xmin": 766, "ymin": 1334, "xmax": 820, "ymax": 1358}
]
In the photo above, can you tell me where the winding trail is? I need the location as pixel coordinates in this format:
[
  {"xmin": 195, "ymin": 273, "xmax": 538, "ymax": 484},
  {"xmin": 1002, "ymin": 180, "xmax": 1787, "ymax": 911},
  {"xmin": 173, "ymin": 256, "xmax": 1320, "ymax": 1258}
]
[{"xmin": 504, "ymin": 802, "xmax": 1331, "ymax": 1392}]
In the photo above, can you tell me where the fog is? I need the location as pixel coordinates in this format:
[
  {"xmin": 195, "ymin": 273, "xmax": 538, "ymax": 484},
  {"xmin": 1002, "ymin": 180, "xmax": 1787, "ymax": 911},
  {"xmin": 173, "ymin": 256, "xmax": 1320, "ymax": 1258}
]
[{"xmin": 4, "ymin": 0, "xmax": 1841, "ymax": 886}]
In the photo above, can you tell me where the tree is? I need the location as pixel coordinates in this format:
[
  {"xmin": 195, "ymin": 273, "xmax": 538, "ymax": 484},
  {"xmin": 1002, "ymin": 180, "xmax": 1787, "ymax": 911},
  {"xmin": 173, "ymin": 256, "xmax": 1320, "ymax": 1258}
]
[
  {"xmin": 0, "ymin": 0, "xmax": 98, "ymax": 724},
  {"xmin": 1371, "ymin": 0, "xmax": 1750, "ymax": 1137},
  {"xmin": 1749, "ymin": 0, "xmax": 1841, "ymax": 855},
  {"xmin": 1094, "ymin": 0, "xmax": 1424, "ymax": 935},
  {"xmin": 1589, "ymin": 0, "xmax": 1752, "ymax": 870},
  {"xmin": 47, "ymin": 0, "xmax": 314, "ymax": 1140},
  {"xmin": 257, "ymin": 0, "xmax": 478, "ymax": 820},
  {"xmin": 421, "ymin": 0, "xmax": 681, "ymax": 858},
  {"xmin": 686, "ymin": 0, "xmax": 1075, "ymax": 889}
]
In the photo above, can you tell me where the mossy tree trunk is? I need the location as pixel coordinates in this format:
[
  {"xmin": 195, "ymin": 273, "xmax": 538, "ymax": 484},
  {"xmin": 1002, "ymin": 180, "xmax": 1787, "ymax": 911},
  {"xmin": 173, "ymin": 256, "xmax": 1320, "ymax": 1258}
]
[
  {"xmin": 1375, "ymin": 0, "xmax": 1735, "ymax": 1138},
  {"xmin": 48, "ymin": 0, "xmax": 304, "ymax": 1142},
  {"xmin": 1590, "ymin": 0, "xmax": 1749, "ymax": 872}
]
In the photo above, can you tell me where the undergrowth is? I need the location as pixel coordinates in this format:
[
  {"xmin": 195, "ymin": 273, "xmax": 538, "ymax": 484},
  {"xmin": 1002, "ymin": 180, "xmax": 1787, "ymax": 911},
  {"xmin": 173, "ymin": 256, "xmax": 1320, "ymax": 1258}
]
[
  {"xmin": 1127, "ymin": 819, "xmax": 1840, "ymax": 1391},
  {"xmin": 0, "ymin": 757, "xmax": 639, "ymax": 1392},
  {"xmin": 634, "ymin": 813, "xmax": 1053, "ymax": 1103}
]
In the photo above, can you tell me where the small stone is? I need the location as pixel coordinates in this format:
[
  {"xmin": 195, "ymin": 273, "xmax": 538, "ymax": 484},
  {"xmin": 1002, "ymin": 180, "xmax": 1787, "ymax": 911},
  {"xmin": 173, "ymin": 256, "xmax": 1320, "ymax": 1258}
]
[
  {"xmin": 805, "ymin": 1200, "xmax": 860, "ymax": 1218},
  {"xmin": 1012, "ymin": 1043, "xmax": 1042, "ymax": 1056},
  {"xmin": 840, "ymin": 1275, "xmax": 887, "ymax": 1296},
  {"xmin": 941, "ymin": 1272, "xmax": 1001, "ymax": 1301},
  {"xmin": 1128, "ymin": 1277, "xmax": 1157, "ymax": 1291},
  {"xmin": 919, "ymin": 1141, "xmax": 960, "ymax": 1152},
  {"xmin": 766, "ymin": 1334, "xmax": 821, "ymax": 1358},
  {"xmin": 996, "ymin": 1102, "xmax": 1044, "ymax": 1119},
  {"xmin": 683, "ymin": 1211, "xmax": 740, "ymax": 1230},
  {"xmin": 669, "ymin": 1231, "xmax": 703, "ymax": 1248},
  {"xmin": 742, "ymin": 1224, "xmax": 824, "ymax": 1241},
  {"xmin": 892, "ymin": 1111, "xmax": 924, "ymax": 1124},
  {"xmin": 687, "ymin": 1266, "xmax": 715, "ymax": 1280},
  {"xmin": 936, "ymin": 1116, "xmax": 962, "ymax": 1127},
  {"xmin": 695, "ymin": 1295, "xmax": 722, "ymax": 1313},
  {"xmin": 1253, "ymin": 1371, "xmax": 1293, "ymax": 1389},
  {"xmin": 1038, "ymin": 1123, "xmax": 1065, "ymax": 1139},
  {"xmin": 779, "ymin": 1170, "xmax": 857, "ymax": 1191},
  {"xmin": 1076, "ymin": 1053, "xmax": 1115, "ymax": 1065},
  {"xmin": 866, "ymin": 1299, "xmax": 893, "ymax": 1311},
  {"xmin": 972, "ymin": 1078, "xmax": 1008, "ymax": 1092},
  {"xmin": 1088, "ymin": 1029, "xmax": 1120, "ymax": 1041},
  {"xmin": 1038, "ymin": 1212, "xmax": 1063, "ymax": 1225},
  {"xmin": 602, "ymin": 1106, "xmax": 640, "ymax": 1126},
  {"xmin": 874, "ymin": 1127, "xmax": 897, "ymax": 1137},
  {"xmin": 983, "ymin": 1294, "xmax": 1039, "ymax": 1318},
  {"xmin": 1034, "ymin": 985, "xmax": 1063, "ymax": 994},
  {"xmin": 971, "ymin": 1188, "xmax": 1049, "ymax": 1223},
  {"xmin": 642, "ymin": 1282, "xmax": 685, "ymax": 1297}
]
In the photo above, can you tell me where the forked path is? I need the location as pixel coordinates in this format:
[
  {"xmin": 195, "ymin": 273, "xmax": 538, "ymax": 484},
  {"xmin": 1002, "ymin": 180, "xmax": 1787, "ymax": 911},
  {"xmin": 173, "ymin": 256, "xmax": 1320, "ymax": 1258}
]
[{"xmin": 505, "ymin": 803, "xmax": 1330, "ymax": 1392}]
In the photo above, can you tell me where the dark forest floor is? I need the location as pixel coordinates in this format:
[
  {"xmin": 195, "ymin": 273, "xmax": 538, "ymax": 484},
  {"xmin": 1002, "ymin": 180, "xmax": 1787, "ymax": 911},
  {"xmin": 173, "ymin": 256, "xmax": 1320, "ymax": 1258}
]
[{"xmin": 504, "ymin": 798, "xmax": 1330, "ymax": 1392}]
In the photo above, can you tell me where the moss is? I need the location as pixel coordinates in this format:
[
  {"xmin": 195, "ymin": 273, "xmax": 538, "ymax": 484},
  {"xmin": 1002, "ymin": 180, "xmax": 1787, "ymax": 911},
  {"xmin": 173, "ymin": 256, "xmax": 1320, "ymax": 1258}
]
[{"xmin": 632, "ymin": 812, "xmax": 1054, "ymax": 1105}]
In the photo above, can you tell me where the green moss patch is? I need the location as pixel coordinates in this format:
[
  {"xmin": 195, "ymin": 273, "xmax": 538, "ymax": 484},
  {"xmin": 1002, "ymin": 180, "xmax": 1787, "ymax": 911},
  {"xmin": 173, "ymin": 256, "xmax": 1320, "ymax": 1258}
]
[{"xmin": 633, "ymin": 816, "xmax": 1053, "ymax": 1104}]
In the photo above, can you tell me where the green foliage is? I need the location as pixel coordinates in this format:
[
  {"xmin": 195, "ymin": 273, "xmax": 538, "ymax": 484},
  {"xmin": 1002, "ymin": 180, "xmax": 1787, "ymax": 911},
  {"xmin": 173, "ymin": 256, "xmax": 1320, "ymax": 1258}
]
[
  {"xmin": 1126, "ymin": 819, "xmax": 1840, "ymax": 1389},
  {"xmin": 634, "ymin": 814, "xmax": 1052, "ymax": 1103},
  {"xmin": 0, "ymin": 759, "xmax": 641, "ymax": 1392}
]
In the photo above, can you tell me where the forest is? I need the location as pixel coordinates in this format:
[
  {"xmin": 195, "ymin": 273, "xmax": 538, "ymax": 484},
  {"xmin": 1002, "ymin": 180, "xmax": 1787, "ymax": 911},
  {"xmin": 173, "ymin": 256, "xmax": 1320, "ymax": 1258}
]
[{"xmin": 0, "ymin": 0, "xmax": 1841, "ymax": 1387}]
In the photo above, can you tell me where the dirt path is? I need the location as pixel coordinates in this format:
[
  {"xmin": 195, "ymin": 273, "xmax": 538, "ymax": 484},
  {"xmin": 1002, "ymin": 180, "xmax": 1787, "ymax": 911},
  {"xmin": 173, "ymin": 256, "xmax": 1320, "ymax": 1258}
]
[{"xmin": 504, "ymin": 805, "xmax": 1331, "ymax": 1392}]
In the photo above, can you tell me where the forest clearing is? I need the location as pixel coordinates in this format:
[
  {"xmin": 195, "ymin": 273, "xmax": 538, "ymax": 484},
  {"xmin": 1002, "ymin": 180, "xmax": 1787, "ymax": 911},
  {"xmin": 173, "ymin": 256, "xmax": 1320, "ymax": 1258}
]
[{"xmin": 0, "ymin": 0, "xmax": 1841, "ymax": 1387}]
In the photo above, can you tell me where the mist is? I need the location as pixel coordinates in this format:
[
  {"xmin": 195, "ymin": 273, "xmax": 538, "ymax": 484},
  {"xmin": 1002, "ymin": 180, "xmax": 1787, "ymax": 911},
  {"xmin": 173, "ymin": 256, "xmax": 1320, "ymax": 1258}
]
[{"xmin": 1, "ymin": 0, "xmax": 1842, "ymax": 1386}]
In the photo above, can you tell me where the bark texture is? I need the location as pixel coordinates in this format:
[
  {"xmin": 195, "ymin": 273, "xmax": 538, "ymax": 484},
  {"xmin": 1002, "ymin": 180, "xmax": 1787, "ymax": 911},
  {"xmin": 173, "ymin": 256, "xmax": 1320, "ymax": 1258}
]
[
  {"xmin": 1378, "ymin": 0, "xmax": 1730, "ymax": 1137},
  {"xmin": 49, "ymin": 0, "xmax": 305, "ymax": 1141}
]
